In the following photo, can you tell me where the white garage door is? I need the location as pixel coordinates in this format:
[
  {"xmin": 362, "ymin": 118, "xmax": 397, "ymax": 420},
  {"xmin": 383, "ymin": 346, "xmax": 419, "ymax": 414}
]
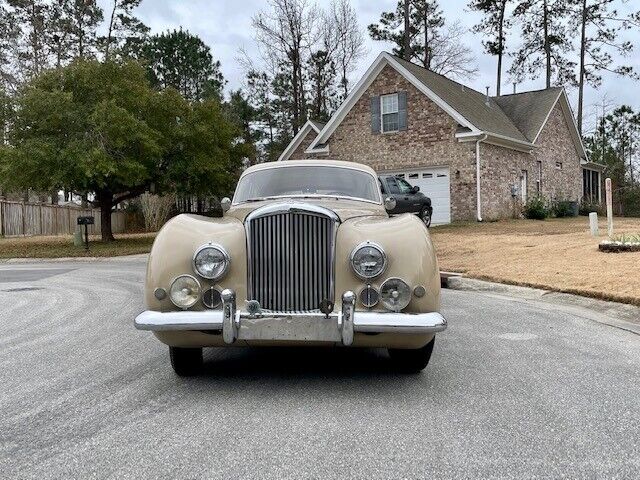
[{"xmin": 387, "ymin": 167, "xmax": 451, "ymax": 225}]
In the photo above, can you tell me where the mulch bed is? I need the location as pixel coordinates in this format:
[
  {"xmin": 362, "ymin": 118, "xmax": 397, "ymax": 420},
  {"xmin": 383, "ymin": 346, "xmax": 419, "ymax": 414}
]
[{"xmin": 599, "ymin": 242, "xmax": 640, "ymax": 253}]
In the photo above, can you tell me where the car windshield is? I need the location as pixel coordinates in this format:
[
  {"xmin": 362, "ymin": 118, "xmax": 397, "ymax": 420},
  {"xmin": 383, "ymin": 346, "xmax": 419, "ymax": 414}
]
[{"xmin": 233, "ymin": 165, "xmax": 382, "ymax": 204}]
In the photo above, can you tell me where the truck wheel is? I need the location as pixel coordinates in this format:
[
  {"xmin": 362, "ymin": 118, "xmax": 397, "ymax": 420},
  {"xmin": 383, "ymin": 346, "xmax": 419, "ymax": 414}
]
[
  {"xmin": 388, "ymin": 338, "xmax": 435, "ymax": 373},
  {"xmin": 169, "ymin": 347, "xmax": 203, "ymax": 376},
  {"xmin": 420, "ymin": 207, "xmax": 432, "ymax": 228}
]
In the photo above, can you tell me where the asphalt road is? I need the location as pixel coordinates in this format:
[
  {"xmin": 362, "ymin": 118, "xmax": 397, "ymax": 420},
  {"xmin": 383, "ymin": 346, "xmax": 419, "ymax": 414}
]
[{"xmin": 1, "ymin": 258, "xmax": 639, "ymax": 479}]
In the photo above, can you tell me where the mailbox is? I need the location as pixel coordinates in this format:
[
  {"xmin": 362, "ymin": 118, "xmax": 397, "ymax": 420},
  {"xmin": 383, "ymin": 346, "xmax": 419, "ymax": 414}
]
[{"xmin": 77, "ymin": 216, "xmax": 95, "ymax": 226}]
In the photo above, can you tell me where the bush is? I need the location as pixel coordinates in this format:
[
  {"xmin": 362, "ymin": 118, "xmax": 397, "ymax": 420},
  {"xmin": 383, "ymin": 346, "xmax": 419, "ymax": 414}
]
[
  {"xmin": 579, "ymin": 199, "xmax": 605, "ymax": 216},
  {"xmin": 522, "ymin": 196, "xmax": 549, "ymax": 220},
  {"xmin": 551, "ymin": 200, "xmax": 577, "ymax": 218},
  {"xmin": 140, "ymin": 193, "xmax": 176, "ymax": 232}
]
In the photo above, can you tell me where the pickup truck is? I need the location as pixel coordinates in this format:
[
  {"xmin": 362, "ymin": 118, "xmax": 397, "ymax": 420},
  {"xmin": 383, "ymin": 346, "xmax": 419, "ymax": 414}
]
[{"xmin": 379, "ymin": 175, "xmax": 433, "ymax": 227}]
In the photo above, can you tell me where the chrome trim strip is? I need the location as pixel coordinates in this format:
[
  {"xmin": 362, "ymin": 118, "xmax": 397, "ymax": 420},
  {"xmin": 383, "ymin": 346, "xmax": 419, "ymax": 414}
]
[
  {"xmin": 192, "ymin": 243, "xmax": 230, "ymax": 280},
  {"xmin": 245, "ymin": 202, "xmax": 341, "ymax": 223},
  {"xmin": 134, "ymin": 310, "xmax": 223, "ymax": 331}
]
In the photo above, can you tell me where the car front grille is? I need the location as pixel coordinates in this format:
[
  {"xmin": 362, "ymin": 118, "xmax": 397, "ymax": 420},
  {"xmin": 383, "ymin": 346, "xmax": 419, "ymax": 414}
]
[{"xmin": 246, "ymin": 206, "xmax": 338, "ymax": 312}]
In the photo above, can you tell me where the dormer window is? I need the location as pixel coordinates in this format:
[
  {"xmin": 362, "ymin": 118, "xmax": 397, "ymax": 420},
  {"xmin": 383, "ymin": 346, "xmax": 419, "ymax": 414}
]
[{"xmin": 381, "ymin": 93, "xmax": 399, "ymax": 133}]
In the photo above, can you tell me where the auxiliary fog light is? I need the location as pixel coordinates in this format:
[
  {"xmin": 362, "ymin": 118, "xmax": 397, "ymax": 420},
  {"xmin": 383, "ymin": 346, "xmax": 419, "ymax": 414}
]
[
  {"xmin": 170, "ymin": 275, "xmax": 201, "ymax": 309},
  {"xmin": 380, "ymin": 278, "xmax": 411, "ymax": 312}
]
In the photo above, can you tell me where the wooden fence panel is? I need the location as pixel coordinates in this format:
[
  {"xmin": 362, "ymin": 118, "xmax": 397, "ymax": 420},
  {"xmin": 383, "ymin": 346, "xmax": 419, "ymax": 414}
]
[{"xmin": 0, "ymin": 200, "xmax": 128, "ymax": 237}]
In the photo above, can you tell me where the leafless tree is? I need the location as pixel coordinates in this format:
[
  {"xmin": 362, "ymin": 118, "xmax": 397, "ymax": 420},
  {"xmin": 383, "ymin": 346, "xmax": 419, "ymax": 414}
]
[
  {"xmin": 327, "ymin": 0, "xmax": 367, "ymax": 99},
  {"xmin": 429, "ymin": 21, "xmax": 478, "ymax": 80},
  {"xmin": 252, "ymin": 0, "xmax": 318, "ymax": 135}
]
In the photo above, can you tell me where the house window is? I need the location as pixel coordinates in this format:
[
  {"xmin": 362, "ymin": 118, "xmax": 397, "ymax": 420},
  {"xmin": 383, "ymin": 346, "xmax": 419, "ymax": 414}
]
[
  {"xmin": 381, "ymin": 93, "xmax": 399, "ymax": 133},
  {"xmin": 555, "ymin": 161, "xmax": 563, "ymax": 170},
  {"xmin": 520, "ymin": 170, "xmax": 528, "ymax": 203},
  {"xmin": 536, "ymin": 161, "xmax": 542, "ymax": 193}
]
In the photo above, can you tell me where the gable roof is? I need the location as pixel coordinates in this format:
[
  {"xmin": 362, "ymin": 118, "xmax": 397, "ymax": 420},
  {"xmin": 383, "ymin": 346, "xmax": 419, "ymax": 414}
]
[
  {"xmin": 305, "ymin": 52, "xmax": 586, "ymax": 158},
  {"xmin": 493, "ymin": 88, "xmax": 563, "ymax": 142},
  {"xmin": 277, "ymin": 119, "xmax": 324, "ymax": 162}
]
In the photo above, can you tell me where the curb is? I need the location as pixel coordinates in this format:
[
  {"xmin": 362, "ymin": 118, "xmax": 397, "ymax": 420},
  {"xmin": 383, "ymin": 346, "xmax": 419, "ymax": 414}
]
[
  {"xmin": 1, "ymin": 253, "xmax": 149, "ymax": 264},
  {"xmin": 443, "ymin": 275, "xmax": 640, "ymax": 335}
]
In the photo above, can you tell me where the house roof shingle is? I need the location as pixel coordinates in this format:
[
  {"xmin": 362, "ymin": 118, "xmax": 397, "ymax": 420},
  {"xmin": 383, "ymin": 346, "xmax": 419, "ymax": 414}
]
[{"xmin": 392, "ymin": 55, "xmax": 566, "ymax": 144}]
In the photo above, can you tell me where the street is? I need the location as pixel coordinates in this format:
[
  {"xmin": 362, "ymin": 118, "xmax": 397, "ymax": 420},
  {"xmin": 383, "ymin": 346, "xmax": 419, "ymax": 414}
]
[{"xmin": 1, "ymin": 258, "xmax": 639, "ymax": 479}]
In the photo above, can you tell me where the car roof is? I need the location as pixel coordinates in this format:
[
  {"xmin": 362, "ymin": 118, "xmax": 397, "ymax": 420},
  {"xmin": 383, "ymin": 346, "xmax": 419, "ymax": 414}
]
[{"xmin": 241, "ymin": 159, "xmax": 378, "ymax": 178}]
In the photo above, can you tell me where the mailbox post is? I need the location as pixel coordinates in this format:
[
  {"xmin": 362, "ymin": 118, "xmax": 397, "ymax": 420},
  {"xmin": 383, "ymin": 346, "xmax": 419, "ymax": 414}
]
[{"xmin": 77, "ymin": 216, "xmax": 95, "ymax": 251}]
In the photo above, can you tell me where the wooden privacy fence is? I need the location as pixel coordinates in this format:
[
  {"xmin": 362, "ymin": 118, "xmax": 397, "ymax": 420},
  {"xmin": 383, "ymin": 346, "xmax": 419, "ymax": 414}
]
[{"xmin": 0, "ymin": 200, "xmax": 126, "ymax": 237}]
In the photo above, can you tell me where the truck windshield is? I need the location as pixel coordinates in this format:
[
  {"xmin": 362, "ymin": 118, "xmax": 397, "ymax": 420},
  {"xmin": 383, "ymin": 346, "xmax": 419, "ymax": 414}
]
[{"xmin": 233, "ymin": 166, "xmax": 382, "ymax": 204}]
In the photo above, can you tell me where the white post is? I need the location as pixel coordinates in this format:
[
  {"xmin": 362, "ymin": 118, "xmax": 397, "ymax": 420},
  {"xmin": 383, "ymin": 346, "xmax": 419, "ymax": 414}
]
[
  {"xmin": 589, "ymin": 212, "xmax": 599, "ymax": 236},
  {"xmin": 605, "ymin": 177, "xmax": 613, "ymax": 237}
]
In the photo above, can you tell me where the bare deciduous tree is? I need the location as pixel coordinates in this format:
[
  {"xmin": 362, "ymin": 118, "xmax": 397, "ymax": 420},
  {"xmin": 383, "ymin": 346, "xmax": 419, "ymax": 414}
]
[
  {"xmin": 140, "ymin": 193, "xmax": 175, "ymax": 232},
  {"xmin": 252, "ymin": 0, "xmax": 318, "ymax": 135}
]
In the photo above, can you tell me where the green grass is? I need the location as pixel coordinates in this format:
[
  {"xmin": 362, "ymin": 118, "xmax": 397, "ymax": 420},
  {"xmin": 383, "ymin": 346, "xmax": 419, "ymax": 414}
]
[{"xmin": 0, "ymin": 233, "xmax": 155, "ymax": 259}]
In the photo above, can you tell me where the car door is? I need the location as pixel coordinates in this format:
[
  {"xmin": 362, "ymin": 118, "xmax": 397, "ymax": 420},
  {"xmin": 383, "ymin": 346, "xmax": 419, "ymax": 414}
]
[
  {"xmin": 383, "ymin": 176, "xmax": 407, "ymax": 213},
  {"xmin": 396, "ymin": 177, "xmax": 423, "ymax": 214}
]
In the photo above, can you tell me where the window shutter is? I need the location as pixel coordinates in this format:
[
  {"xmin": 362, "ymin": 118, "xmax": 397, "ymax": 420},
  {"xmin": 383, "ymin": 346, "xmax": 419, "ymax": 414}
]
[
  {"xmin": 398, "ymin": 91, "xmax": 407, "ymax": 131},
  {"xmin": 370, "ymin": 96, "xmax": 381, "ymax": 134}
]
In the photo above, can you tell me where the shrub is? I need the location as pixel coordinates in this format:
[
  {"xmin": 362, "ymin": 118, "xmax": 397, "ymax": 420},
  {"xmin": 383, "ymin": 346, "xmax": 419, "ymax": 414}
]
[
  {"xmin": 522, "ymin": 196, "xmax": 549, "ymax": 220},
  {"xmin": 140, "ymin": 193, "xmax": 176, "ymax": 232},
  {"xmin": 551, "ymin": 200, "xmax": 577, "ymax": 218},
  {"xmin": 579, "ymin": 199, "xmax": 604, "ymax": 216}
]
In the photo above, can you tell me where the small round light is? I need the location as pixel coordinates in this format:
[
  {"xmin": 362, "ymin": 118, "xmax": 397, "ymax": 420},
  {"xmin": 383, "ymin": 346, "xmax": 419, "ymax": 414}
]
[
  {"xmin": 202, "ymin": 287, "xmax": 222, "ymax": 309},
  {"xmin": 154, "ymin": 287, "xmax": 167, "ymax": 300},
  {"xmin": 359, "ymin": 285, "xmax": 380, "ymax": 308},
  {"xmin": 413, "ymin": 285, "xmax": 426, "ymax": 298},
  {"xmin": 380, "ymin": 278, "xmax": 412, "ymax": 312},
  {"xmin": 169, "ymin": 275, "xmax": 201, "ymax": 309},
  {"xmin": 193, "ymin": 244, "xmax": 230, "ymax": 280},
  {"xmin": 350, "ymin": 242, "xmax": 386, "ymax": 279}
]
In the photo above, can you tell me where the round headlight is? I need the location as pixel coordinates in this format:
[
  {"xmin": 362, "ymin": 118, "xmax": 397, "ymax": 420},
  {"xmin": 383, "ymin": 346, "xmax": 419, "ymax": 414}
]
[
  {"xmin": 169, "ymin": 275, "xmax": 201, "ymax": 309},
  {"xmin": 193, "ymin": 244, "xmax": 230, "ymax": 280},
  {"xmin": 380, "ymin": 278, "xmax": 411, "ymax": 312},
  {"xmin": 350, "ymin": 242, "xmax": 386, "ymax": 279}
]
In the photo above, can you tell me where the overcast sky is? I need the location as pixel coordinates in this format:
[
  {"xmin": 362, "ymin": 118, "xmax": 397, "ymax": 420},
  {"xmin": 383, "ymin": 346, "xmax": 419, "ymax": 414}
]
[{"xmin": 99, "ymin": 0, "xmax": 640, "ymax": 133}]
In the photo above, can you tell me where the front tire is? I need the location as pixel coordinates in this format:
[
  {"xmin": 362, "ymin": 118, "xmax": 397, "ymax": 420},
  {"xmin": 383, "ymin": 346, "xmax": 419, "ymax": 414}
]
[
  {"xmin": 420, "ymin": 207, "xmax": 432, "ymax": 228},
  {"xmin": 388, "ymin": 338, "xmax": 435, "ymax": 373},
  {"xmin": 169, "ymin": 347, "xmax": 203, "ymax": 376}
]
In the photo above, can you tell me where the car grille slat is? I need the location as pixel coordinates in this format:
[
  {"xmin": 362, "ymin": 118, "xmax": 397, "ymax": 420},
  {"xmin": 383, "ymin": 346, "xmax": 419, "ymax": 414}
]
[{"xmin": 248, "ymin": 209, "xmax": 335, "ymax": 312}]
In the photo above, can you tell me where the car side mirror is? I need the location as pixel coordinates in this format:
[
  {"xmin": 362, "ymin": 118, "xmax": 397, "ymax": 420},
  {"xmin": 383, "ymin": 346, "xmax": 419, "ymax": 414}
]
[
  {"xmin": 221, "ymin": 197, "xmax": 231, "ymax": 213},
  {"xmin": 412, "ymin": 185, "xmax": 420, "ymax": 193},
  {"xmin": 384, "ymin": 196, "xmax": 397, "ymax": 212}
]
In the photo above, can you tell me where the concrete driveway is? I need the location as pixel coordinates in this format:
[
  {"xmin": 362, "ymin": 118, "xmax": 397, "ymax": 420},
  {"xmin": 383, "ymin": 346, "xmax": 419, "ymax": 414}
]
[{"xmin": 1, "ymin": 258, "xmax": 639, "ymax": 479}]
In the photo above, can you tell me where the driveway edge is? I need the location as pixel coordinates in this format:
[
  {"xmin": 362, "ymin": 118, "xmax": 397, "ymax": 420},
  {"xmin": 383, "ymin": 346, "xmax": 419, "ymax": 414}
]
[{"xmin": 444, "ymin": 276, "xmax": 640, "ymax": 335}]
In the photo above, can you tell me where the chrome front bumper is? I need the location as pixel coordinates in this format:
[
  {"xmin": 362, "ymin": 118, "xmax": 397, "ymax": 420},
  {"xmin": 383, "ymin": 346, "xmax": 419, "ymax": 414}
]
[{"xmin": 134, "ymin": 290, "xmax": 447, "ymax": 346}]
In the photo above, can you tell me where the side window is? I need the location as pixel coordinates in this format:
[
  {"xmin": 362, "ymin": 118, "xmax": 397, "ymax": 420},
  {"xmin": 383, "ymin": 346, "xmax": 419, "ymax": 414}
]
[
  {"xmin": 397, "ymin": 178, "xmax": 414, "ymax": 194},
  {"xmin": 386, "ymin": 177, "xmax": 401, "ymax": 194}
]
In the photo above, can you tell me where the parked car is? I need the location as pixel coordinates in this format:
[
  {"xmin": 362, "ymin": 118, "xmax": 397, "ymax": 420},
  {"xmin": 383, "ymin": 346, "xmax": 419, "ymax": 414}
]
[
  {"xmin": 379, "ymin": 175, "xmax": 433, "ymax": 227},
  {"xmin": 134, "ymin": 160, "xmax": 447, "ymax": 375}
]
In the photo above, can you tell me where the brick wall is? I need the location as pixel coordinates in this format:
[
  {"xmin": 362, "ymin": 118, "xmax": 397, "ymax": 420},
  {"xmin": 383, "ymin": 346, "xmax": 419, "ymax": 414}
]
[
  {"xmin": 319, "ymin": 64, "xmax": 477, "ymax": 221},
  {"xmin": 290, "ymin": 128, "xmax": 319, "ymax": 159}
]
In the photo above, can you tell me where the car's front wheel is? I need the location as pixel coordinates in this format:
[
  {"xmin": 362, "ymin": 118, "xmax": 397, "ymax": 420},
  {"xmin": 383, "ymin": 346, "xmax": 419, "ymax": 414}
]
[
  {"xmin": 420, "ymin": 207, "xmax": 432, "ymax": 228},
  {"xmin": 169, "ymin": 347, "xmax": 203, "ymax": 376},
  {"xmin": 388, "ymin": 338, "xmax": 435, "ymax": 373}
]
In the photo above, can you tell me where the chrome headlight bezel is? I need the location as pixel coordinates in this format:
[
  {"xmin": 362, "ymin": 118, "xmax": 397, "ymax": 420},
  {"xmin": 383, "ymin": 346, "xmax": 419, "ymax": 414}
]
[
  {"xmin": 169, "ymin": 274, "xmax": 201, "ymax": 309},
  {"xmin": 192, "ymin": 243, "xmax": 230, "ymax": 280},
  {"xmin": 350, "ymin": 241, "xmax": 387, "ymax": 279},
  {"xmin": 380, "ymin": 277, "xmax": 412, "ymax": 312}
]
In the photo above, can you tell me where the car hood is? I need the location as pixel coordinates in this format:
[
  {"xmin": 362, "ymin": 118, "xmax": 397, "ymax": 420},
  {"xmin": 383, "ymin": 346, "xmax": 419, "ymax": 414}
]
[{"xmin": 226, "ymin": 198, "xmax": 387, "ymax": 222}]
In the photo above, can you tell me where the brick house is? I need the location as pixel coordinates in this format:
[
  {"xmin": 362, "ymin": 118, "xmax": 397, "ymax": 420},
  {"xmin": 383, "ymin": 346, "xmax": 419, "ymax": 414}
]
[{"xmin": 279, "ymin": 52, "xmax": 603, "ymax": 224}]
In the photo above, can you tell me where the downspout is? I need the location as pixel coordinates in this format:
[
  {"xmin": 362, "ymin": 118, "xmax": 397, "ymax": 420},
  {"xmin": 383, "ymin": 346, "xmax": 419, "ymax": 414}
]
[{"xmin": 475, "ymin": 134, "xmax": 488, "ymax": 222}]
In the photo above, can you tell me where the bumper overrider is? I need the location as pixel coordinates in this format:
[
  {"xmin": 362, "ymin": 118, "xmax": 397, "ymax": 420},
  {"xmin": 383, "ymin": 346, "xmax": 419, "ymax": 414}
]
[{"xmin": 134, "ymin": 290, "xmax": 447, "ymax": 346}]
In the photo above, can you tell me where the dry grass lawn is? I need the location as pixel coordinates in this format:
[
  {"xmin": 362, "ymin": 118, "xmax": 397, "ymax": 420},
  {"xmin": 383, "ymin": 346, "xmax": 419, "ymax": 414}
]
[
  {"xmin": 0, "ymin": 233, "xmax": 155, "ymax": 259},
  {"xmin": 431, "ymin": 217, "xmax": 640, "ymax": 306}
]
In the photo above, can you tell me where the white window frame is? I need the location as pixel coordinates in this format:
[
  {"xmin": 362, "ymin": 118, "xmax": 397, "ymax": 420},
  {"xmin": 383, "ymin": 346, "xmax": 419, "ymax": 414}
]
[
  {"xmin": 380, "ymin": 93, "xmax": 399, "ymax": 133},
  {"xmin": 520, "ymin": 170, "xmax": 528, "ymax": 203},
  {"xmin": 555, "ymin": 161, "xmax": 563, "ymax": 170}
]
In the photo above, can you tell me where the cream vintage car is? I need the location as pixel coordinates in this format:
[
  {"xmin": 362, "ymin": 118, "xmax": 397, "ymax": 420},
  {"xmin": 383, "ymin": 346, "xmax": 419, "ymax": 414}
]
[{"xmin": 134, "ymin": 160, "xmax": 447, "ymax": 375}]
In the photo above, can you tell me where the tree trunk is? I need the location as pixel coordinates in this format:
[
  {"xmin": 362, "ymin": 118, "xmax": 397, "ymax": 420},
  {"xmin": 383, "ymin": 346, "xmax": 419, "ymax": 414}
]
[
  {"xmin": 496, "ymin": 1, "xmax": 506, "ymax": 97},
  {"xmin": 543, "ymin": 0, "xmax": 551, "ymax": 88},
  {"xmin": 105, "ymin": 0, "xmax": 117, "ymax": 60},
  {"xmin": 403, "ymin": 0, "xmax": 411, "ymax": 60},
  {"xmin": 577, "ymin": 0, "xmax": 588, "ymax": 134},
  {"xmin": 97, "ymin": 191, "xmax": 115, "ymax": 242},
  {"xmin": 423, "ymin": 7, "xmax": 429, "ymax": 68}
]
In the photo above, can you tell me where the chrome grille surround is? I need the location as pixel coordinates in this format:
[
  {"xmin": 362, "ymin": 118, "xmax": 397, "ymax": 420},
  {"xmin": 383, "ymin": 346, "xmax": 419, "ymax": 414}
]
[{"xmin": 245, "ymin": 203, "xmax": 340, "ymax": 312}]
